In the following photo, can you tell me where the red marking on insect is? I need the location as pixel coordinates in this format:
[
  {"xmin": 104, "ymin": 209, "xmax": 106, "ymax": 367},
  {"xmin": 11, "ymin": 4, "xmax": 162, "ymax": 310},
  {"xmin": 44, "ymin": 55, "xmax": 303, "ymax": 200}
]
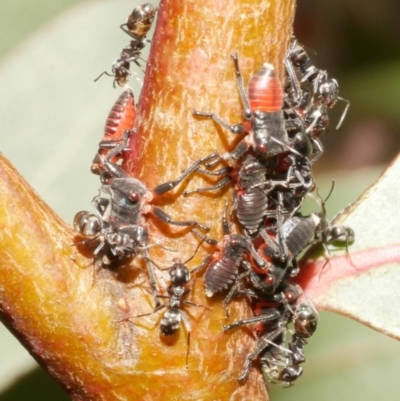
[
  {"xmin": 249, "ymin": 252, "xmax": 272, "ymax": 275},
  {"xmin": 247, "ymin": 63, "xmax": 283, "ymax": 113},
  {"xmin": 91, "ymin": 87, "xmax": 136, "ymax": 175},
  {"xmin": 103, "ymin": 87, "xmax": 136, "ymax": 141}
]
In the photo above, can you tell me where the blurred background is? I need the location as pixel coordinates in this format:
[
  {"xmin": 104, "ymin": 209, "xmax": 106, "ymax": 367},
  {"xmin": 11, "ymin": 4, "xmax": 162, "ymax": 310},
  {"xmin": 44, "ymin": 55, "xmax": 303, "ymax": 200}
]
[{"xmin": 0, "ymin": 0, "xmax": 399, "ymax": 399}]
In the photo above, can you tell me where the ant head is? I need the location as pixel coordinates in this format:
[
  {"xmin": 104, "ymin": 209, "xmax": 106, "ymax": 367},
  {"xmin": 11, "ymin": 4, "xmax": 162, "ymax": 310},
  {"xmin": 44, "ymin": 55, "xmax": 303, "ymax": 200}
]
[
  {"xmin": 319, "ymin": 78, "xmax": 339, "ymax": 108},
  {"xmin": 106, "ymin": 232, "xmax": 122, "ymax": 247},
  {"xmin": 169, "ymin": 263, "xmax": 190, "ymax": 286},
  {"xmin": 288, "ymin": 37, "xmax": 309, "ymax": 70},
  {"xmin": 291, "ymin": 131, "xmax": 313, "ymax": 158},
  {"xmin": 325, "ymin": 225, "xmax": 355, "ymax": 244},
  {"xmin": 276, "ymin": 365, "xmax": 303, "ymax": 387},
  {"xmin": 294, "ymin": 302, "xmax": 318, "ymax": 338}
]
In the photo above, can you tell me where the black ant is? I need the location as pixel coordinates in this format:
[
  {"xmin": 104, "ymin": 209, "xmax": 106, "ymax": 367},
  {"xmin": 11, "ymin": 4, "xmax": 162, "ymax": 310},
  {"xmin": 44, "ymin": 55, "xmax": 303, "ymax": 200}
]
[
  {"xmin": 95, "ymin": 3, "xmax": 157, "ymax": 87},
  {"xmin": 129, "ymin": 238, "xmax": 211, "ymax": 365}
]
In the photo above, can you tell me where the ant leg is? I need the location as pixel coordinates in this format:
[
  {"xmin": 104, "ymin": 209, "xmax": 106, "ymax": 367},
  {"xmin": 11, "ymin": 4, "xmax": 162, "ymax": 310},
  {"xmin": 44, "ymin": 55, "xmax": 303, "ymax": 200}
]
[
  {"xmin": 142, "ymin": 248, "xmax": 162, "ymax": 308},
  {"xmin": 270, "ymin": 136, "xmax": 302, "ymax": 158},
  {"xmin": 181, "ymin": 300, "xmax": 211, "ymax": 309},
  {"xmin": 223, "ymin": 308, "xmax": 280, "ymax": 332},
  {"xmin": 180, "ymin": 311, "xmax": 191, "ymax": 367},
  {"xmin": 94, "ymin": 70, "xmax": 113, "ymax": 83},
  {"xmin": 132, "ymin": 59, "xmax": 147, "ymax": 74},
  {"xmin": 223, "ymin": 269, "xmax": 250, "ymax": 318},
  {"xmin": 133, "ymin": 303, "xmax": 167, "ymax": 319},
  {"xmin": 190, "ymin": 255, "xmax": 213, "ymax": 276},
  {"xmin": 237, "ymin": 327, "xmax": 285, "ymax": 382},
  {"xmin": 309, "ymin": 137, "xmax": 324, "ymax": 164},
  {"xmin": 92, "ymin": 196, "xmax": 110, "ymax": 220}
]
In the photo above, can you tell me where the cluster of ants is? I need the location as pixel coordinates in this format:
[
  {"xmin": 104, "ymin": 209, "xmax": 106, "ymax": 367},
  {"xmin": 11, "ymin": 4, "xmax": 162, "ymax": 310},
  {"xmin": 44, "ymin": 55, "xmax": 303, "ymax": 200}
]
[{"xmin": 74, "ymin": 2, "xmax": 354, "ymax": 390}]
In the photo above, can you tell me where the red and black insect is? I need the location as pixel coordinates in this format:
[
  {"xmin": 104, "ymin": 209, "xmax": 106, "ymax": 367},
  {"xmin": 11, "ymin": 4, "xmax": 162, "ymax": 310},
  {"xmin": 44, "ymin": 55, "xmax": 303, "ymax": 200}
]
[
  {"xmin": 190, "ymin": 201, "xmax": 266, "ymax": 297},
  {"xmin": 74, "ymin": 132, "xmax": 215, "ymax": 305},
  {"xmin": 223, "ymin": 259, "xmax": 301, "ymax": 316},
  {"xmin": 185, "ymin": 153, "xmax": 277, "ymax": 238},
  {"xmin": 194, "ymin": 53, "xmax": 293, "ymax": 164},
  {"xmin": 95, "ymin": 3, "xmax": 157, "ymax": 87},
  {"xmin": 91, "ymin": 87, "xmax": 136, "ymax": 176}
]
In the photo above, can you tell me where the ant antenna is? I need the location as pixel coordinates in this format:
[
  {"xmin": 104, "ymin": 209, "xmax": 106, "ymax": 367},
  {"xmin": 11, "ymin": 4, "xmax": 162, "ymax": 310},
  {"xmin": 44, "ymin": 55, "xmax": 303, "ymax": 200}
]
[
  {"xmin": 142, "ymin": 256, "xmax": 163, "ymax": 270},
  {"xmin": 310, "ymin": 180, "xmax": 335, "ymax": 216},
  {"xmin": 182, "ymin": 235, "xmax": 208, "ymax": 265},
  {"xmin": 186, "ymin": 332, "xmax": 191, "ymax": 367},
  {"xmin": 336, "ymin": 97, "xmax": 350, "ymax": 130},
  {"xmin": 190, "ymin": 229, "xmax": 218, "ymax": 246}
]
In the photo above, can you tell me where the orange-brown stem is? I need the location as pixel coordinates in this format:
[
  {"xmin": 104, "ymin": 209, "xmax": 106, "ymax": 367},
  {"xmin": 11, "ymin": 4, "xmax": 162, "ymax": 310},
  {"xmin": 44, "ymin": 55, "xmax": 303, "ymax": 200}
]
[{"xmin": 0, "ymin": 0, "xmax": 295, "ymax": 399}]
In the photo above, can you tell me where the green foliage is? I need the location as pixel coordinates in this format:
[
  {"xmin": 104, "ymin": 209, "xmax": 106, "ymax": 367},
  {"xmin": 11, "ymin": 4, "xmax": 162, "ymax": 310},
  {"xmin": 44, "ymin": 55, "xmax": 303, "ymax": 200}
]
[{"xmin": 1, "ymin": 0, "xmax": 399, "ymax": 400}]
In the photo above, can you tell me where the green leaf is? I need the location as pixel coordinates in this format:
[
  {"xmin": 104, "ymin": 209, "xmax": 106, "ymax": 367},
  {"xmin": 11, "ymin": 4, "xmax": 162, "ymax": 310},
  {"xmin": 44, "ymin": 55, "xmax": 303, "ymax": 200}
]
[
  {"xmin": 0, "ymin": 0, "xmax": 84, "ymax": 56},
  {"xmin": 344, "ymin": 60, "xmax": 400, "ymax": 123},
  {"xmin": 298, "ymin": 154, "xmax": 400, "ymax": 340}
]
